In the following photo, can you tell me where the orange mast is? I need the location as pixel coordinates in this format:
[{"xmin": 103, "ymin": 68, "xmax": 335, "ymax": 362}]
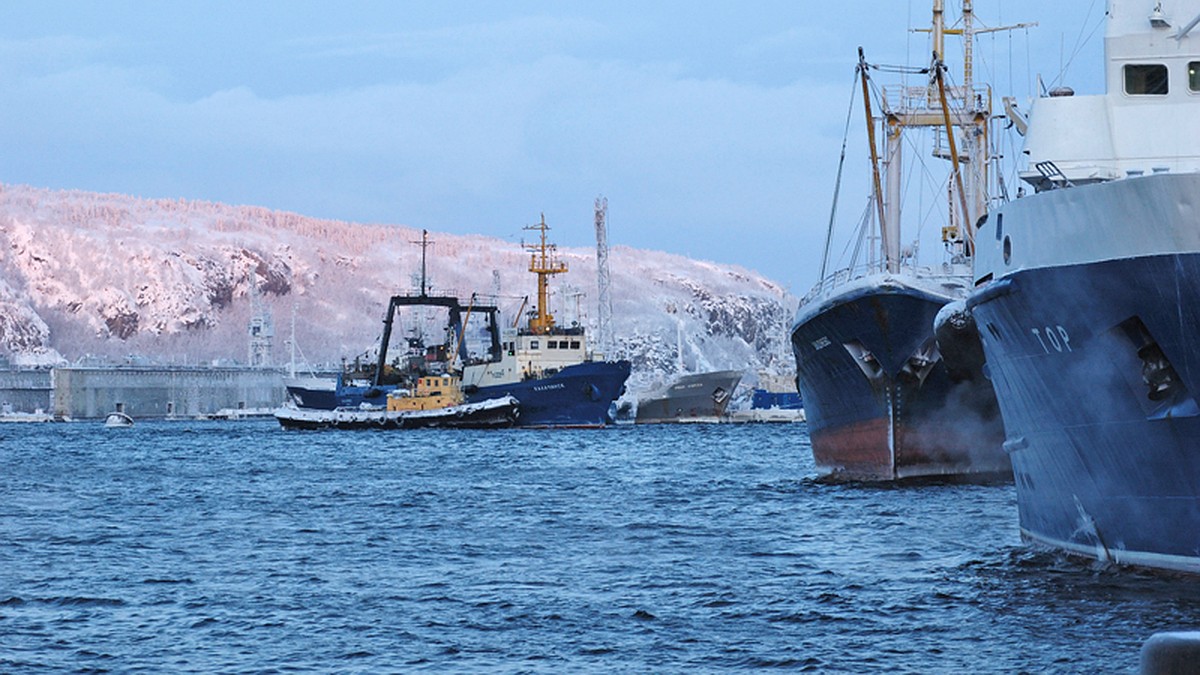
[{"xmin": 524, "ymin": 213, "xmax": 567, "ymax": 334}]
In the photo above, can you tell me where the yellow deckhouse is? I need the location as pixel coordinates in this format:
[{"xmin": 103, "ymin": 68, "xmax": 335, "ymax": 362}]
[{"xmin": 387, "ymin": 375, "xmax": 465, "ymax": 412}]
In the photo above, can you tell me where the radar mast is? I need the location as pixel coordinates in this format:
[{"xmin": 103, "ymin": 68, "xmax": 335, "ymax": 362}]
[{"xmin": 523, "ymin": 213, "xmax": 567, "ymax": 334}]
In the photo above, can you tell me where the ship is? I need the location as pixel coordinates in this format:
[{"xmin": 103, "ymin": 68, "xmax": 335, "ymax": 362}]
[
  {"xmin": 961, "ymin": 0, "xmax": 1200, "ymax": 572},
  {"xmin": 633, "ymin": 370, "xmax": 742, "ymax": 424},
  {"xmin": 789, "ymin": 1, "xmax": 1009, "ymax": 480},
  {"xmin": 283, "ymin": 289, "xmax": 498, "ymax": 411},
  {"xmin": 457, "ymin": 214, "xmax": 631, "ymax": 428}
]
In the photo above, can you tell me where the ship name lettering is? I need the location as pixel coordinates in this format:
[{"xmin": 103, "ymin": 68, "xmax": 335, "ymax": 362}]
[
  {"xmin": 1031, "ymin": 325, "xmax": 1072, "ymax": 354},
  {"xmin": 533, "ymin": 383, "xmax": 566, "ymax": 392}
]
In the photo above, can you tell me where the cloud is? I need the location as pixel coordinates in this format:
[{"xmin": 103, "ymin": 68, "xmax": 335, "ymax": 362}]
[
  {"xmin": 0, "ymin": 35, "xmax": 114, "ymax": 75},
  {"xmin": 291, "ymin": 15, "xmax": 609, "ymax": 65},
  {"xmin": 0, "ymin": 29, "xmax": 849, "ymax": 290}
]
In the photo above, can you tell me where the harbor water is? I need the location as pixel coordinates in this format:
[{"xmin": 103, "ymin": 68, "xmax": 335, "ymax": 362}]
[{"xmin": 3, "ymin": 421, "xmax": 1198, "ymax": 672}]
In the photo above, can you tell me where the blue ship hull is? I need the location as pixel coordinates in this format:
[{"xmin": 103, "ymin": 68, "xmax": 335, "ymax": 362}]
[
  {"xmin": 466, "ymin": 360, "xmax": 631, "ymax": 428},
  {"xmin": 968, "ymin": 253, "xmax": 1200, "ymax": 572},
  {"xmin": 791, "ymin": 276, "xmax": 1008, "ymax": 480}
]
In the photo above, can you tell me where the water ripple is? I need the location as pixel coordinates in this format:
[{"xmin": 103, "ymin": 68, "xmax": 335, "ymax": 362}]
[{"xmin": 0, "ymin": 419, "xmax": 1182, "ymax": 672}]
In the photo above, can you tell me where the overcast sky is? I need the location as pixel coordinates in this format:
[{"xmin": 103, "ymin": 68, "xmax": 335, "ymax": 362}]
[{"xmin": 0, "ymin": 1, "xmax": 1109, "ymax": 292}]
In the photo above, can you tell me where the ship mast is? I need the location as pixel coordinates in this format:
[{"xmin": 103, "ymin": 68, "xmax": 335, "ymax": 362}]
[
  {"xmin": 412, "ymin": 229, "xmax": 432, "ymax": 297},
  {"xmin": 874, "ymin": 0, "xmax": 994, "ymax": 262},
  {"xmin": 859, "ymin": 48, "xmax": 892, "ymax": 273},
  {"xmin": 524, "ymin": 213, "xmax": 567, "ymax": 335}
]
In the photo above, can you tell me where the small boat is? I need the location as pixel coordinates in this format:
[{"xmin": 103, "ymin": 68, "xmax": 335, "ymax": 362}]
[
  {"xmin": 275, "ymin": 374, "xmax": 519, "ymax": 430},
  {"xmin": 104, "ymin": 411, "xmax": 134, "ymax": 427},
  {"xmin": 0, "ymin": 403, "xmax": 55, "ymax": 423}
]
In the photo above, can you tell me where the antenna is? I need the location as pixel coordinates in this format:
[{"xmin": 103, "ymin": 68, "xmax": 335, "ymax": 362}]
[
  {"xmin": 412, "ymin": 229, "xmax": 432, "ymax": 296},
  {"xmin": 594, "ymin": 196, "xmax": 613, "ymax": 355},
  {"xmin": 563, "ymin": 284, "xmax": 586, "ymax": 326},
  {"xmin": 288, "ymin": 301, "xmax": 296, "ymax": 378}
]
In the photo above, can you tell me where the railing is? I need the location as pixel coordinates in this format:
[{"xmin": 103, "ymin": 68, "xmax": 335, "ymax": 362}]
[
  {"xmin": 881, "ymin": 84, "xmax": 991, "ymax": 118},
  {"xmin": 799, "ymin": 259, "xmax": 972, "ymax": 307}
]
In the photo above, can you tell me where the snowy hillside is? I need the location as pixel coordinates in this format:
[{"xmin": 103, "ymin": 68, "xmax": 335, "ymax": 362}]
[{"xmin": 0, "ymin": 184, "xmax": 798, "ymax": 396}]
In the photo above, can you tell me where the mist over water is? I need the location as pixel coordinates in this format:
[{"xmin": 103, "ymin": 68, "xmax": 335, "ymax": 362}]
[{"xmin": 1, "ymin": 420, "xmax": 1194, "ymax": 672}]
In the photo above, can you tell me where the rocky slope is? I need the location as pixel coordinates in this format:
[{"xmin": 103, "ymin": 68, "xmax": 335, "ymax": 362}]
[{"xmin": 0, "ymin": 184, "xmax": 798, "ymax": 396}]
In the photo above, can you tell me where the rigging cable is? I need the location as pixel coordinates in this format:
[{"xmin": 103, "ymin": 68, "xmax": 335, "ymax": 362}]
[
  {"xmin": 1050, "ymin": 0, "xmax": 1105, "ymax": 89},
  {"xmin": 847, "ymin": 200, "xmax": 873, "ymax": 273},
  {"xmin": 818, "ymin": 65, "xmax": 864, "ymax": 282}
]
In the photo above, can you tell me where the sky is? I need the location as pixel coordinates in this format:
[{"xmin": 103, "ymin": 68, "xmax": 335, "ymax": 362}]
[{"xmin": 0, "ymin": 1, "xmax": 1109, "ymax": 293}]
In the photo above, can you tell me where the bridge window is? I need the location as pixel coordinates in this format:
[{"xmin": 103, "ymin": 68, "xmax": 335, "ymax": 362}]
[
  {"xmin": 1124, "ymin": 64, "xmax": 1169, "ymax": 95},
  {"xmin": 1190, "ymin": 62, "xmax": 1199, "ymax": 92},
  {"xmin": 530, "ymin": 340, "xmax": 539, "ymax": 350},
  {"xmin": 570, "ymin": 341, "xmax": 580, "ymax": 349}
]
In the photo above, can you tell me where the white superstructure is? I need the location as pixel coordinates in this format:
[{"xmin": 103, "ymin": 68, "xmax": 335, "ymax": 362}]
[{"xmin": 1019, "ymin": 1, "xmax": 1200, "ymax": 189}]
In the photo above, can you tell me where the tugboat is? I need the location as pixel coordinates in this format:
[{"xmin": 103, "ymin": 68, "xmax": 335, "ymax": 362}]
[
  {"xmin": 789, "ymin": 0, "xmax": 1009, "ymax": 480},
  {"xmin": 283, "ymin": 289, "xmax": 499, "ymax": 412},
  {"xmin": 275, "ymin": 373, "xmax": 519, "ymax": 430},
  {"xmin": 727, "ymin": 385, "xmax": 806, "ymax": 424},
  {"xmin": 964, "ymin": 0, "xmax": 1200, "ymax": 572}
]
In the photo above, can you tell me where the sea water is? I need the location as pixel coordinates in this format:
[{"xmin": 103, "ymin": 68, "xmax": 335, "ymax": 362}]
[{"xmin": 2, "ymin": 420, "xmax": 1198, "ymax": 673}]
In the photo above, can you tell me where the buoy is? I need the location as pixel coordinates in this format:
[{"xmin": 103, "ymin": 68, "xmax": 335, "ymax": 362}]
[{"xmin": 1140, "ymin": 631, "xmax": 1200, "ymax": 674}]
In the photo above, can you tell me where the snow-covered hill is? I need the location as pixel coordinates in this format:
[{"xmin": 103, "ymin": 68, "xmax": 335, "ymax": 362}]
[{"xmin": 0, "ymin": 184, "xmax": 798, "ymax": 395}]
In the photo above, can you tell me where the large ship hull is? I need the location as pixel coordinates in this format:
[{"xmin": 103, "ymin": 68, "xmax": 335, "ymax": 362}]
[
  {"xmin": 791, "ymin": 275, "xmax": 1008, "ymax": 481},
  {"xmin": 971, "ymin": 256, "xmax": 1200, "ymax": 571},
  {"xmin": 466, "ymin": 360, "xmax": 631, "ymax": 428},
  {"xmin": 634, "ymin": 370, "xmax": 742, "ymax": 424}
]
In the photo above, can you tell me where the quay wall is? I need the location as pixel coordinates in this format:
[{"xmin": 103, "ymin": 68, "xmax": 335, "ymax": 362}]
[
  {"xmin": 51, "ymin": 366, "xmax": 287, "ymax": 419},
  {"xmin": 0, "ymin": 369, "xmax": 53, "ymax": 413}
]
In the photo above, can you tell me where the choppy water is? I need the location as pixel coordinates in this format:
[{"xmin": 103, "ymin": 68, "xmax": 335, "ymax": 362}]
[{"xmin": 3, "ymin": 420, "xmax": 1199, "ymax": 673}]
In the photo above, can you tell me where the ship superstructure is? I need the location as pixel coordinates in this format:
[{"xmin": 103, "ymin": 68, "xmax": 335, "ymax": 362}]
[
  {"xmin": 964, "ymin": 0, "xmax": 1200, "ymax": 571},
  {"xmin": 789, "ymin": 0, "xmax": 1010, "ymax": 480}
]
